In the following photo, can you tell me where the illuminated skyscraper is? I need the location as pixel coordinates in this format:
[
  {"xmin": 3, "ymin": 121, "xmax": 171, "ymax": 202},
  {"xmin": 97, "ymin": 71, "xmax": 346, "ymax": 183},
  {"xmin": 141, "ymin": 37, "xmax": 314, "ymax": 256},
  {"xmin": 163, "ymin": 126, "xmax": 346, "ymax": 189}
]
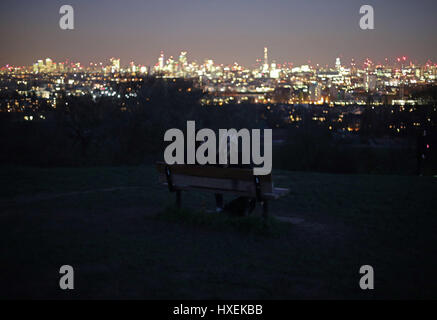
[
  {"xmin": 158, "ymin": 51, "xmax": 164, "ymax": 70},
  {"xmin": 37, "ymin": 60, "xmax": 44, "ymax": 73},
  {"xmin": 179, "ymin": 51, "xmax": 187, "ymax": 75},
  {"xmin": 264, "ymin": 47, "xmax": 268, "ymax": 65},
  {"xmin": 270, "ymin": 61, "xmax": 279, "ymax": 78},
  {"xmin": 130, "ymin": 61, "xmax": 137, "ymax": 73},
  {"xmin": 205, "ymin": 59, "xmax": 214, "ymax": 73},
  {"xmin": 167, "ymin": 56, "xmax": 175, "ymax": 73},
  {"xmin": 110, "ymin": 58, "xmax": 120, "ymax": 73},
  {"xmin": 335, "ymin": 57, "xmax": 341, "ymax": 71},
  {"xmin": 45, "ymin": 58, "xmax": 53, "ymax": 72},
  {"xmin": 262, "ymin": 47, "xmax": 269, "ymax": 74},
  {"xmin": 351, "ymin": 58, "xmax": 357, "ymax": 75}
]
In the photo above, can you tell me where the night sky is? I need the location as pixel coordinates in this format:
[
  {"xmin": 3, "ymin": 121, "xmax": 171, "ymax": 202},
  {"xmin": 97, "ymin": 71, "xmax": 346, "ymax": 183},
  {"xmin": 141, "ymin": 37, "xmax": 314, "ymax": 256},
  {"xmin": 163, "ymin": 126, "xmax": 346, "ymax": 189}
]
[{"xmin": 1, "ymin": 0, "xmax": 436, "ymax": 67}]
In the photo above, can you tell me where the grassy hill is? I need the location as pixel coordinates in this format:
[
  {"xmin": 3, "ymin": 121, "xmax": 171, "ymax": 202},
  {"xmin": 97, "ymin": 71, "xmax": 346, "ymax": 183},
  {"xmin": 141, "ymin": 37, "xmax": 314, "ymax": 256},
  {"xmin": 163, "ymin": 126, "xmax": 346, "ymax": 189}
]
[{"xmin": 1, "ymin": 166, "xmax": 436, "ymax": 299}]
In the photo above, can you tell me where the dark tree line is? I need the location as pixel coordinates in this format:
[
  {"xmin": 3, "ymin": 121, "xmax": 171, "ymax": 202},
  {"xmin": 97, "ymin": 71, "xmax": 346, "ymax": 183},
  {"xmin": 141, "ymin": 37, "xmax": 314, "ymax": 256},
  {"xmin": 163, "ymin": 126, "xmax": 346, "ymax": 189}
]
[{"xmin": 0, "ymin": 77, "xmax": 436, "ymax": 174}]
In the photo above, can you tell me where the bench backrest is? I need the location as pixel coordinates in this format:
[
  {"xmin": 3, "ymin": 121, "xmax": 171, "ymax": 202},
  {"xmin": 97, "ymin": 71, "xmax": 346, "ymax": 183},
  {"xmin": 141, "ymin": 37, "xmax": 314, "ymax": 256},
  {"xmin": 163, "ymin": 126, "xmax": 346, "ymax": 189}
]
[{"xmin": 156, "ymin": 162, "xmax": 273, "ymax": 197}]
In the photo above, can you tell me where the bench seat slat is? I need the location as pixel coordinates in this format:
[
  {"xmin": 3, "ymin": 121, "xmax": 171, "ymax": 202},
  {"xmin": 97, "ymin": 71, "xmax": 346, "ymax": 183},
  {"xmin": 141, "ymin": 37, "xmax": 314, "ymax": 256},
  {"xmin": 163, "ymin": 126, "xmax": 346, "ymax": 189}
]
[
  {"xmin": 160, "ymin": 183, "xmax": 255, "ymax": 197},
  {"xmin": 158, "ymin": 173, "xmax": 273, "ymax": 194},
  {"xmin": 156, "ymin": 162, "xmax": 289, "ymax": 201},
  {"xmin": 156, "ymin": 162, "xmax": 272, "ymax": 183}
]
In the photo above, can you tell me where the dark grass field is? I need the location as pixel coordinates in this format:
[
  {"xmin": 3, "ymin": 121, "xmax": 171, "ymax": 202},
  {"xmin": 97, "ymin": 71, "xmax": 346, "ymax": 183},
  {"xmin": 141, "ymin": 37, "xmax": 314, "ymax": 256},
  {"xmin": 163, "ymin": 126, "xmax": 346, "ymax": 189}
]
[{"xmin": 0, "ymin": 166, "xmax": 436, "ymax": 299}]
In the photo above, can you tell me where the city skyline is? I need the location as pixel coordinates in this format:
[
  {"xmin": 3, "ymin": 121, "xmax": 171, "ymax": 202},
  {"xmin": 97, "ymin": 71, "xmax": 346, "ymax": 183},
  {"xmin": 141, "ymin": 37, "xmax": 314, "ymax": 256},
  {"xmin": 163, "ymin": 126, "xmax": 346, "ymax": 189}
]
[
  {"xmin": 1, "ymin": 0, "xmax": 437, "ymax": 67},
  {"xmin": 2, "ymin": 49, "xmax": 436, "ymax": 71}
]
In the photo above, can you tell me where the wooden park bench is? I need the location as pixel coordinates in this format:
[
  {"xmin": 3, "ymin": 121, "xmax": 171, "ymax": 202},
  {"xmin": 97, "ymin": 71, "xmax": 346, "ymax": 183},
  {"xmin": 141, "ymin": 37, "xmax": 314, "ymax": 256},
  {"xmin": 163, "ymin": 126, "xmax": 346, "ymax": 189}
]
[{"xmin": 156, "ymin": 162, "xmax": 289, "ymax": 220}]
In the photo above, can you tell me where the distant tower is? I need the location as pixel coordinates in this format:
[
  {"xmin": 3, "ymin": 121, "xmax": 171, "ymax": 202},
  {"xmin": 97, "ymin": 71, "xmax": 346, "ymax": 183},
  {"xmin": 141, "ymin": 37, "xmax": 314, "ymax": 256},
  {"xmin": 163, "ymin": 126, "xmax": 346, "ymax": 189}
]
[
  {"xmin": 179, "ymin": 51, "xmax": 187, "ymax": 75},
  {"xmin": 351, "ymin": 58, "xmax": 356, "ymax": 75},
  {"xmin": 335, "ymin": 57, "xmax": 341, "ymax": 71},
  {"xmin": 263, "ymin": 47, "xmax": 269, "ymax": 74},
  {"xmin": 45, "ymin": 58, "xmax": 53, "ymax": 72},
  {"xmin": 158, "ymin": 51, "xmax": 164, "ymax": 70},
  {"xmin": 167, "ymin": 56, "xmax": 174, "ymax": 73},
  {"xmin": 110, "ymin": 57, "xmax": 120, "ymax": 73},
  {"xmin": 264, "ymin": 47, "xmax": 269, "ymax": 66},
  {"xmin": 37, "ymin": 59, "xmax": 44, "ymax": 72}
]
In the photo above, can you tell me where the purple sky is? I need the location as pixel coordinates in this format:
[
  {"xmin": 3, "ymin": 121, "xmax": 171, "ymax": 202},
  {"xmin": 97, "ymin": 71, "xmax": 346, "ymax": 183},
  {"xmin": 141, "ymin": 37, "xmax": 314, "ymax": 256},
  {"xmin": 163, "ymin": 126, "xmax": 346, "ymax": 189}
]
[{"xmin": 1, "ymin": 0, "xmax": 436, "ymax": 67}]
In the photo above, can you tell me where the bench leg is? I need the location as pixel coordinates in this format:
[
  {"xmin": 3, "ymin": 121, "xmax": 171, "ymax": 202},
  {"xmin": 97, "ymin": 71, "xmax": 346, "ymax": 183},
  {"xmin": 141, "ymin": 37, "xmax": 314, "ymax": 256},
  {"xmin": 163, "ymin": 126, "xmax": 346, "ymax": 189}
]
[
  {"xmin": 176, "ymin": 190, "xmax": 181, "ymax": 208},
  {"xmin": 215, "ymin": 194, "xmax": 224, "ymax": 212},
  {"xmin": 262, "ymin": 200, "xmax": 269, "ymax": 222}
]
